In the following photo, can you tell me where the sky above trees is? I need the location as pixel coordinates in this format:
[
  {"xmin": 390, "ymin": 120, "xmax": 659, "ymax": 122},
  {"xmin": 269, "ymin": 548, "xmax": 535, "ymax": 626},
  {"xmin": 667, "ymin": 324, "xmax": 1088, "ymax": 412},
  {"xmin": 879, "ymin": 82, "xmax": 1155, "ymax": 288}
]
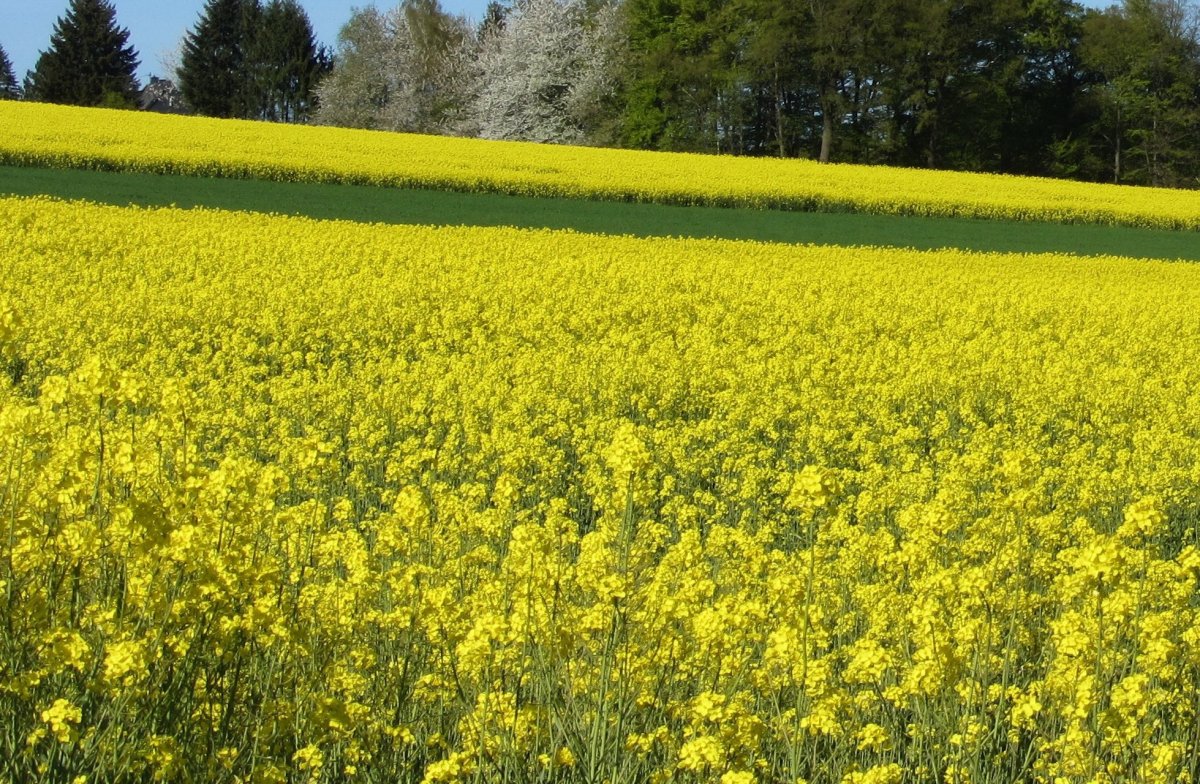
[{"xmin": 0, "ymin": 0, "xmax": 493, "ymax": 82}]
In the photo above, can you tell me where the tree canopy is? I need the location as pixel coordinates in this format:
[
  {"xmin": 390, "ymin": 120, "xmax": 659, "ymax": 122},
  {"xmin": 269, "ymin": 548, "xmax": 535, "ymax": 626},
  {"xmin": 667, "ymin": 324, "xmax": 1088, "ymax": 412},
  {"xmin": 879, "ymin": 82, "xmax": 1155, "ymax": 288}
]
[
  {"xmin": 180, "ymin": 0, "xmax": 258, "ymax": 118},
  {"xmin": 25, "ymin": 0, "xmax": 140, "ymax": 107},
  {"xmin": 179, "ymin": 0, "xmax": 329, "ymax": 121},
  {"xmin": 607, "ymin": 0, "xmax": 1200, "ymax": 186},
  {"xmin": 315, "ymin": 0, "xmax": 475, "ymax": 134},
  {"xmin": 0, "ymin": 43, "xmax": 20, "ymax": 100}
]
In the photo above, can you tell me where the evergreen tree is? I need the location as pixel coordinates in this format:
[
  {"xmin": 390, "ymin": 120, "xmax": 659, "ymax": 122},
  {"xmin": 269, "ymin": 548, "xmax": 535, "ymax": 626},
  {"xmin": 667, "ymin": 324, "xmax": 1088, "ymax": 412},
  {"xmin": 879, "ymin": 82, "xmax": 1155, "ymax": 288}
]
[
  {"xmin": 251, "ymin": 0, "xmax": 328, "ymax": 122},
  {"xmin": 25, "ymin": 0, "xmax": 139, "ymax": 107},
  {"xmin": 181, "ymin": 0, "xmax": 329, "ymax": 122},
  {"xmin": 0, "ymin": 43, "xmax": 20, "ymax": 99},
  {"xmin": 179, "ymin": 0, "xmax": 259, "ymax": 117}
]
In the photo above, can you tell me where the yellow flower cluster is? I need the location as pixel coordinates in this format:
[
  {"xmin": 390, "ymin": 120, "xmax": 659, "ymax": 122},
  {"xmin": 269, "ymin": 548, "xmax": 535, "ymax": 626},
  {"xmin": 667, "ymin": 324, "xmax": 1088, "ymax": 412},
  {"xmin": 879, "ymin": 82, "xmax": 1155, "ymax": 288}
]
[
  {"xmin": 5, "ymin": 101, "xmax": 1200, "ymax": 230},
  {"xmin": 4, "ymin": 194, "xmax": 1200, "ymax": 782}
]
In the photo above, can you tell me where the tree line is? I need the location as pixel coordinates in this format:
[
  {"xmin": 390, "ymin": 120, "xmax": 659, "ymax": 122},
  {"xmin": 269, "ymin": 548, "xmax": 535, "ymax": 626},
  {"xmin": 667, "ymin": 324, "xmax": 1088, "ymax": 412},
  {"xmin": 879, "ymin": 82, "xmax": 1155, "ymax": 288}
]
[
  {"xmin": 2, "ymin": 0, "xmax": 329, "ymax": 122},
  {"xmin": 4, "ymin": 0, "xmax": 1200, "ymax": 188},
  {"xmin": 314, "ymin": 0, "xmax": 1200, "ymax": 187}
]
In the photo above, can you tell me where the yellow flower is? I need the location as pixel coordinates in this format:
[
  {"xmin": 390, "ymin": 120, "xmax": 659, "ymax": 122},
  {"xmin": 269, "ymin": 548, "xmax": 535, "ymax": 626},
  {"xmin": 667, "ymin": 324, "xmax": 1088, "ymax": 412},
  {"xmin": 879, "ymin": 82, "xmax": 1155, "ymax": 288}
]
[
  {"xmin": 604, "ymin": 421, "xmax": 650, "ymax": 479},
  {"xmin": 842, "ymin": 763, "xmax": 904, "ymax": 784},
  {"xmin": 855, "ymin": 723, "xmax": 890, "ymax": 752},
  {"xmin": 677, "ymin": 736, "xmax": 726, "ymax": 772},
  {"xmin": 1119, "ymin": 497, "xmax": 1166, "ymax": 540},
  {"xmin": 721, "ymin": 771, "xmax": 758, "ymax": 784},
  {"xmin": 786, "ymin": 465, "xmax": 841, "ymax": 512},
  {"xmin": 40, "ymin": 698, "xmax": 82, "ymax": 743},
  {"xmin": 422, "ymin": 752, "xmax": 475, "ymax": 783},
  {"xmin": 102, "ymin": 639, "xmax": 148, "ymax": 688},
  {"xmin": 1010, "ymin": 690, "xmax": 1043, "ymax": 731},
  {"xmin": 293, "ymin": 744, "xmax": 324, "ymax": 775}
]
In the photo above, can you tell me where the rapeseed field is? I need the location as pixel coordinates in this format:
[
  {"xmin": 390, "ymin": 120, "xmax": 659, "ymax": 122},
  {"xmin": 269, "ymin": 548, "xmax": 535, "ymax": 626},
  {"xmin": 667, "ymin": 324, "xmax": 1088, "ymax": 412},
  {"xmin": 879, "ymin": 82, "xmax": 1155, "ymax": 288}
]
[
  {"xmin": 3, "ymin": 195, "xmax": 1200, "ymax": 782},
  {"xmin": 5, "ymin": 101, "xmax": 1200, "ymax": 230}
]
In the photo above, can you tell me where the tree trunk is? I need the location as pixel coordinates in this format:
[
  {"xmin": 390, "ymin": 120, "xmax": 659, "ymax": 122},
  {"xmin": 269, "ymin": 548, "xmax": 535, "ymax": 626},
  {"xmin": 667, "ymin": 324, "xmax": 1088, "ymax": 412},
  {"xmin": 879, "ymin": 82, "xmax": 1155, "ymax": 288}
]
[
  {"xmin": 1114, "ymin": 104, "xmax": 1122, "ymax": 184},
  {"xmin": 819, "ymin": 88, "xmax": 835, "ymax": 163},
  {"xmin": 925, "ymin": 78, "xmax": 944, "ymax": 169},
  {"xmin": 774, "ymin": 62, "xmax": 786, "ymax": 158},
  {"xmin": 1149, "ymin": 111, "xmax": 1158, "ymax": 186},
  {"xmin": 820, "ymin": 109, "xmax": 833, "ymax": 162}
]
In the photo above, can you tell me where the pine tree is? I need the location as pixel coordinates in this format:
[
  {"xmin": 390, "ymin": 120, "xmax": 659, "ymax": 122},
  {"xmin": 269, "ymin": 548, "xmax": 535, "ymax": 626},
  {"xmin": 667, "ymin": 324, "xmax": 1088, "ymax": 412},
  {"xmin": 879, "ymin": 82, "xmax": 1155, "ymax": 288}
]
[
  {"xmin": 25, "ymin": 0, "xmax": 140, "ymax": 107},
  {"xmin": 179, "ymin": 0, "xmax": 259, "ymax": 117},
  {"xmin": 0, "ymin": 43, "xmax": 20, "ymax": 99},
  {"xmin": 251, "ymin": 0, "xmax": 328, "ymax": 122},
  {"xmin": 181, "ymin": 0, "xmax": 329, "ymax": 122}
]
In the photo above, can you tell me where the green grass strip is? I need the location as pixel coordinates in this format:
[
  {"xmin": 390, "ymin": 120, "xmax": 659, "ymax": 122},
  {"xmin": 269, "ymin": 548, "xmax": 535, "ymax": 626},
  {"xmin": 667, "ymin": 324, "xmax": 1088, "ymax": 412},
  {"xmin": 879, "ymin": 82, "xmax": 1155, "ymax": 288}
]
[{"xmin": 3, "ymin": 164, "xmax": 1197, "ymax": 260}]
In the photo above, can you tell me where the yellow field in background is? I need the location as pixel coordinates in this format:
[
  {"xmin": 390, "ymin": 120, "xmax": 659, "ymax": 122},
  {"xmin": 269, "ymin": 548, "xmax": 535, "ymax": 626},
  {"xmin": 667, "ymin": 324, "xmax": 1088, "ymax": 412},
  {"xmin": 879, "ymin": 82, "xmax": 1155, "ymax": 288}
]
[
  {"xmin": 3, "ymin": 196, "xmax": 1200, "ymax": 782},
  {"xmin": 5, "ymin": 101, "xmax": 1200, "ymax": 230}
]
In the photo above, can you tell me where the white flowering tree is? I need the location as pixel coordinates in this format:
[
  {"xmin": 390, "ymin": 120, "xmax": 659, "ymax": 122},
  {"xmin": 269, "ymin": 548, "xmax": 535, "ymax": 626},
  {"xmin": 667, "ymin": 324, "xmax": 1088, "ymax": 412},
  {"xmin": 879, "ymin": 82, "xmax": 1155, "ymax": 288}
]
[{"xmin": 471, "ymin": 0, "xmax": 624, "ymax": 144}]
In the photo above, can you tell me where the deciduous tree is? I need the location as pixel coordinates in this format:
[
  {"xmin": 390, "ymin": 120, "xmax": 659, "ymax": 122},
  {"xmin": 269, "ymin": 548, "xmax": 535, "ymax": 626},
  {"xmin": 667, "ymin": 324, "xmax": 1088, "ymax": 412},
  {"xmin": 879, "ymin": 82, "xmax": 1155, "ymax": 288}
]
[
  {"xmin": 315, "ymin": 0, "xmax": 473, "ymax": 133},
  {"xmin": 473, "ymin": 0, "xmax": 622, "ymax": 143},
  {"xmin": 1081, "ymin": 0, "xmax": 1200, "ymax": 185},
  {"xmin": 619, "ymin": 0, "xmax": 732, "ymax": 152}
]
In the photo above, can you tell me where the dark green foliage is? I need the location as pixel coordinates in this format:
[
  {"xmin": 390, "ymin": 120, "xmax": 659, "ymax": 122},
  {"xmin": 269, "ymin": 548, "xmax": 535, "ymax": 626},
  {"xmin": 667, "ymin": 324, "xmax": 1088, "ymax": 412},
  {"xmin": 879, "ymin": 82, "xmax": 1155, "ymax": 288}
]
[
  {"xmin": 1079, "ymin": 0, "xmax": 1200, "ymax": 186},
  {"xmin": 615, "ymin": 0, "xmax": 1200, "ymax": 187},
  {"xmin": 0, "ymin": 43, "xmax": 20, "ymax": 99},
  {"xmin": 251, "ymin": 0, "xmax": 330, "ymax": 122},
  {"xmin": 180, "ymin": 0, "xmax": 258, "ymax": 117},
  {"xmin": 179, "ymin": 0, "xmax": 329, "ymax": 122},
  {"xmin": 619, "ymin": 0, "xmax": 738, "ymax": 152},
  {"xmin": 24, "ymin": 0, "xmax": 139, "ymax": 107}
]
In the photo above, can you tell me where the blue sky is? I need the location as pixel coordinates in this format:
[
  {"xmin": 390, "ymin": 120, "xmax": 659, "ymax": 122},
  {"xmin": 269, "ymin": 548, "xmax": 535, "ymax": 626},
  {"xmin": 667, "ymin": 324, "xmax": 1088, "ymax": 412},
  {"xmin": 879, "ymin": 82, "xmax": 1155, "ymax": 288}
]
[
  {"xmin": 1, "ymin": 1, "xmax": 493, "ymax": 82},
  {"xmin": 3, "ymin": 0, "xmax": 1112, "ymax": 85}
]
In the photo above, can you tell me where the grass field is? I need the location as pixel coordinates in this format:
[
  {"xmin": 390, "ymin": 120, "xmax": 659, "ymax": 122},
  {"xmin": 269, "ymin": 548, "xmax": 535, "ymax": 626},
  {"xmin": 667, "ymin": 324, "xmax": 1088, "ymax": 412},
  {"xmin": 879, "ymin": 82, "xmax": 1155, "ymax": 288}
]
[{"xmin": 3, "ymin": 164, "xmax": 1199, "ymax": 260}]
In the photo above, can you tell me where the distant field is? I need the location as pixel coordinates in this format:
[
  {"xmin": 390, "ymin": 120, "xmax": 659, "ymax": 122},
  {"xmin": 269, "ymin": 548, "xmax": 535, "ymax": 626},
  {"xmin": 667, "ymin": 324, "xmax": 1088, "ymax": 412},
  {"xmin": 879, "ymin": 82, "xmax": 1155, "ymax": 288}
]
[
  {"xmin": 4, "ymin": 165, "xmax": 1199, "ymax": 260},
  {"xmin": 5, "ymin": 101, "xmax": 1200, "ymax": 229}
]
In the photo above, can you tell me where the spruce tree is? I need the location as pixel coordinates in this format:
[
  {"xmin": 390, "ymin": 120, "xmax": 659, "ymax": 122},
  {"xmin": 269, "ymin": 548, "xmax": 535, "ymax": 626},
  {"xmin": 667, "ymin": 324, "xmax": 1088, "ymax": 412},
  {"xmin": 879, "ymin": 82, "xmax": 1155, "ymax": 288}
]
[
  {"xmin": 26, "ymin": 0, "xmax": 139, "ymax": 107},
  {"xmin": 179, "ymin": 0, "xmax": 259, "ymax": 117},
  {"xmin": 251, "ymin": 0, "xmax": 327, "ymax": 122},
  {"xmin": 181, "ymin": 0, "xmax": 328, "ymax": 122},
  {"xmin": 0, "ymin": 43, "xmax": 20, "ymax": 99}
]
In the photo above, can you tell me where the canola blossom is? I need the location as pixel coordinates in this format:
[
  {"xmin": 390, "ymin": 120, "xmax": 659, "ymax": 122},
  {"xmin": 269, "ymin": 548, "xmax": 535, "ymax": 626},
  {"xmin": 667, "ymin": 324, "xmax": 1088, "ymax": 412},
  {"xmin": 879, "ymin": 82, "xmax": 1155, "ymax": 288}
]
[
  {"xmin": 4, "ymin": 195, "xmax": 1200, "ymax": 782},
  {"xmin": 5, "ymin": 101, "xmax": 1200, "ymax": 230}
]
